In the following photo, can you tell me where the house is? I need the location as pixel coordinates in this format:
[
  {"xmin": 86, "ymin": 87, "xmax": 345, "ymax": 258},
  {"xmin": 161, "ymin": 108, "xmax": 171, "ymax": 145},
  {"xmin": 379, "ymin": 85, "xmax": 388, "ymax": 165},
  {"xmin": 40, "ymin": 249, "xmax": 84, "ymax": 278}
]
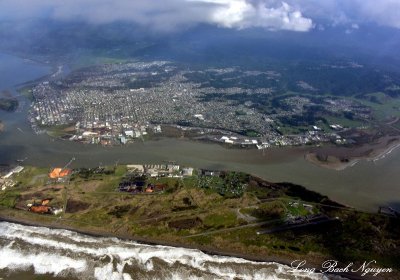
[
  {"xmin": 124, "ymin": 130, "xmax": 134, "ymax": 137},
  {"xmin": 167, "ymin": 164, "xmax": 180, "ymax": 172},
  {"xmin": 82, "ymin": 131, "xmax": 98, "ymax": 138},
  {"xmin": 49, "ymin": 168, "xmax": 72, "ymax": 179},
  {"xmin": 29, "ymin": 205, "xmax": 52, "ymax": 214},
  {"xmin": 11, "ymin": 166, "xmax": 24, "ymax": 174},
  {"xmin": 2, "ymin": 166, "xmax": 24, "ymax": 179},
  {"xmin": 134, "ymin": 129, "xmax": 141, "ymax": 138},
  {"xmin": 145, "ymin": 185, "xmax": 154, "ymax": 193},
  {"xmin": 126, "ymin": 165, "xmax": 144, "ymax": 173},
  {"xmin": 202, "ymin": 170, "xmax": 220, "ymax": 177},
  {"xmin": 182, "ymin": 168, "xmax": 194, "ymax": 176},
  {"xmin": 153, "ymin": 125, "xmax": 162, "ymax": 133}
]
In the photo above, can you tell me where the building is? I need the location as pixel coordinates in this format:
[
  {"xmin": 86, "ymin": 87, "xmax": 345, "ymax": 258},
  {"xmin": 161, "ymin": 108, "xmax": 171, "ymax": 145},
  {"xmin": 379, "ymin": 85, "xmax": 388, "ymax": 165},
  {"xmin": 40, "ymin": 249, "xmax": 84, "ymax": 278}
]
[
  {"xmin": 126, "ymin": 165, "xmax": 144, "ymax": 173},
  {"xmin": 2, "ymin": 166, "xmax": 24, "ymax": 179},
  {"xmin": 49, "ymin": 168, "xmax": 72, "ymax": 179},
  {"xmin": 182, "ymin": 168, "xmax": 194, "ymax": 176},
  {"xmin": 124, "ymin": 130, "xmax": 134, "ymax": 137}
]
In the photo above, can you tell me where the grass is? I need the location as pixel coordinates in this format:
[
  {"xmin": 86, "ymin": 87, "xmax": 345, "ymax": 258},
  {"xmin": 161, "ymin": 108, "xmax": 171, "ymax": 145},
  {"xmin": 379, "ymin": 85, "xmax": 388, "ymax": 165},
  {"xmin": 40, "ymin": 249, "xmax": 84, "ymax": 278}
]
[
  {"xmin": 182, "ymin": 176, "xmax": 199, "ymax": 188},
  {"xmin": 188, "ymin": 234, "xmax": 214, "ymax": 245},
  {"xmin": 286, "ymin": 203, "xmax": 310, "ymax": 216},
  {"xmin": 251, "ymin": 201, "xmax": 286, "ymax": 220},
  {"xmin": 70, "ymin": 207, "xmax": 113, "ymax": 226},
  {"xmin": 324, "ymin": 115, "xmax": 364, "ymax": 129},
  {"xmin": 45, "ymin": 124, "xmax": 74, "ymax": 137},
  {"xmin": 17, "ymin": 86, "xmax": 34, "ymax": 101},
  {"xmin": 2, "ymin": 164, "xmax": 400, "ymax": 272},
  {"xmin": 353, "ymin": 92, "xmax": 400, "ymax": 121},
  {"xmin": 0, "ymin": 190, "xmax": 20, "ymax": 208},
  {"xmin": 203, "ymin": 211, "xmax": 238, "ymax": 229},
  {"xmin": 275, "ymin": 123, "xmax": 309, "ymax": 135},
  {"xmin": 69, "ymin": 53, "xmax": 132, "ymax": 70},
  {"xmin": 13, "ymin": 166, "xmax": 49, "ymax": 187}
]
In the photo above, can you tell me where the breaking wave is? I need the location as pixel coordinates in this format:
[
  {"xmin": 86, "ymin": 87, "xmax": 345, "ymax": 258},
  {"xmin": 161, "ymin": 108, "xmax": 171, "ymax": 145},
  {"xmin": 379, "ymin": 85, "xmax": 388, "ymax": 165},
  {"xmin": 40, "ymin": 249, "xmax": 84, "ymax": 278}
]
[{"xmin": 0, "ymin": 222, "xmax": 341, "ymax": 279}]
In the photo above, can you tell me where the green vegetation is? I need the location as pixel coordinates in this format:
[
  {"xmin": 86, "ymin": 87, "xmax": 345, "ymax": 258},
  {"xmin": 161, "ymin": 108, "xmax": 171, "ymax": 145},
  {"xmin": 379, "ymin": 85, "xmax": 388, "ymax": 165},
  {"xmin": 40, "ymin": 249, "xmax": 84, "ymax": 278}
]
[
  {"xmin": 0, "ymin": 97, "xmax": 18, "ymax": 112},
  {"xmin": 355, "ymin": 92, "xmax": 400, "ymax": 121},
  {"xmin": 44, "ymin": 124, "xmax": 75, "ymax": 137},
  {"xmin": 17, "ymin": 86, "xmax": 34, "ymax": 101},
  {"xmin": 252, "ymin": 201, "xmax": 286, "ymax": 219},
  {"xmin": 68, "ymin": 52, "xmax": 133, "ymax": 70},
  {"xmin": 242, "ymin": 129, "xmax": 260, "ymax": 137},
  {"xmin": 286, "ymin": 202, "xmax": 309, "ymax": 216},
  {"xmin": 203, "ymin": 211, "xmax": 238, "ymax": 229},
  {"xmin": 0, "ymin": 165, "xmax": 399, "ymax": 272},
  {"xmin": 13, "ymin": 166, "xmax": 49, "ymax": 187},
  {"xmin": 197, "ymin": 171, "xmax": 248, "ymax": 197},
  {"xmin": 0, "ymin": 190, "xmax": 20, "ymax": 208}
]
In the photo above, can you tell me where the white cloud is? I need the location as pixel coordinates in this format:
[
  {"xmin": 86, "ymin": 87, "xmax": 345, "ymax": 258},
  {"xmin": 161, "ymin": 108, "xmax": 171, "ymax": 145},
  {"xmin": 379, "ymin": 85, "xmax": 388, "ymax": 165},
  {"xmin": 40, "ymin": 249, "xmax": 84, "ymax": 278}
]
[
  {"xmin": 0, "ymin": 0, "xmax": 313, "ymax": 32},
  {"xmin": 355, "ymin": 0, "xmax": 400, "ymax": 28},
  {"xmin": 286, "ymin": 0, "xmax": 400, "ymax": 29},
  {"xmin": 1, "ymin": 0, "xmax": 400, "ymax": 32},
  {"xmin": 204, "ymin": 0, "xmax": 313, "ymax": 31}
]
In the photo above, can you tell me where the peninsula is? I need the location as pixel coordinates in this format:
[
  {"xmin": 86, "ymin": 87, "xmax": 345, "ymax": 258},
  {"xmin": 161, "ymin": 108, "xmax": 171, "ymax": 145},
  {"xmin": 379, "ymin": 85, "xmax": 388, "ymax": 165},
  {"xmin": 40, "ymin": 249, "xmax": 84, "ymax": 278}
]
[{"xmin": 0, "ymin": 163, "xmax": 399, "ymax": 279}]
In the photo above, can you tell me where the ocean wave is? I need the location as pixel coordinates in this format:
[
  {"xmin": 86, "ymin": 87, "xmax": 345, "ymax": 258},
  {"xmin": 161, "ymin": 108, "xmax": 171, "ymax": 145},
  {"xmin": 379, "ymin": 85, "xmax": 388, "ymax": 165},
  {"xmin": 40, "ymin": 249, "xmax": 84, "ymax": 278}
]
[{"xmin": 0, "ymin": 221, "xmax": 337, "ymax": 280}]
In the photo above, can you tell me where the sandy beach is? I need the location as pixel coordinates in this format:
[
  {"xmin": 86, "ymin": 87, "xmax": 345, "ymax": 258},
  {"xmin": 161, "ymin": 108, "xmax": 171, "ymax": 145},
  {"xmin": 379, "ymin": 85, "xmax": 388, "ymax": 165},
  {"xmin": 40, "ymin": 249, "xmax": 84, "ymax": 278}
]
[{"xmin": 305, "ymin": 136, "xmax": 400, "ymax": 170}]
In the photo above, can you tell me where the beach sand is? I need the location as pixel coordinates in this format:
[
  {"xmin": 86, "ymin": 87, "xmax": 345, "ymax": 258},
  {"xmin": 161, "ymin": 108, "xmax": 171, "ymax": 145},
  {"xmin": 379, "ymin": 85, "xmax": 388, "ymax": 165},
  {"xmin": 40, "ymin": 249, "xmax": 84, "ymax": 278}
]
[{"xmin": 305, "ymin": 136, "xmax": 400, "ymax": 171}]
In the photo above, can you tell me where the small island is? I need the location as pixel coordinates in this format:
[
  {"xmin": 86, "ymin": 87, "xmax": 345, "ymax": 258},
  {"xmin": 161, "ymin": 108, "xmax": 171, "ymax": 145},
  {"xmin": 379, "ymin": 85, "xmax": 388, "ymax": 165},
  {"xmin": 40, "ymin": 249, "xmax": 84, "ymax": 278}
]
[
  {"xmin": 0, "ymin": 163, "xmax": 399, "ymax": 279},
  {"xmin": 0, "ymin": 97, "xmax": 18, "ymax": 112}
]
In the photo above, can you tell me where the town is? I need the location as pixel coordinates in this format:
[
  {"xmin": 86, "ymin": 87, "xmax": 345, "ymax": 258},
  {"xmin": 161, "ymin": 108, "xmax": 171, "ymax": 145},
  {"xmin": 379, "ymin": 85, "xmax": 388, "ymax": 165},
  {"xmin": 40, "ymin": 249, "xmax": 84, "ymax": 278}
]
[{"xmin": 27, "ymin": 61, "xmax": 375, "ymax": 148}]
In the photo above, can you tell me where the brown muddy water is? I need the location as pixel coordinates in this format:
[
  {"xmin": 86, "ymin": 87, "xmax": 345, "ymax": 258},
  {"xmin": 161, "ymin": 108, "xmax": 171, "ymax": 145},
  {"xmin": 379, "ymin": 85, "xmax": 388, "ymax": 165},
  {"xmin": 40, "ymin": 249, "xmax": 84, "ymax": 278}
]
[
  {"xmin": 0, "ymin": 52, "xmax": 396, "ymax": 280},
  {"xmin": 0, "ymin": 52, "xmax": 400, "ymax": 213}
]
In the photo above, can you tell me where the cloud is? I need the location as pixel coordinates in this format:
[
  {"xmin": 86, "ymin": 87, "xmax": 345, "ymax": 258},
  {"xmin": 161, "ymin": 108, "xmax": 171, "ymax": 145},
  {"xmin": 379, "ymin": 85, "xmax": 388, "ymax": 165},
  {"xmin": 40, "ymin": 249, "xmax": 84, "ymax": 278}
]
[
  {"xmin": 204, "ymin": 0, "xmax": 313, "ymax": 31},
  {"xmin": 286, "ymin": 0, "xmax": 400, "ymax": 29},
  {"xmin": 0, "ymin": 0, "xmax": 313, "ymax": 32},
  {"xmin": 1, "ymin": 0, "xmax": 400, "ymax": 33},
  {"xmin": 355, "ymin": 0, "xmax": 400, "ymax": 28}
]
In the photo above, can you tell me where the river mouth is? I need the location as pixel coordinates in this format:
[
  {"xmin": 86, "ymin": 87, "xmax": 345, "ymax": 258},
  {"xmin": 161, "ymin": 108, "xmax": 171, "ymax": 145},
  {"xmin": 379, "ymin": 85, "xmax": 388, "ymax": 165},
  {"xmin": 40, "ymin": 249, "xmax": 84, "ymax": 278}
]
[{"xmin": 1, "ymin": 52, "xmax": 400, "ymax": 212}]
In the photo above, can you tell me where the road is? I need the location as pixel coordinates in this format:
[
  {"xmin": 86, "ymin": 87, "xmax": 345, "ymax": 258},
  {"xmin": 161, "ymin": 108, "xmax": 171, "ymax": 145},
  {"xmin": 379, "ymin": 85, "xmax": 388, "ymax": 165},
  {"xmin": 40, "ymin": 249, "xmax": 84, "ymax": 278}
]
[{"xmin": 184, "ymin": 218, "xmax": 282, "ymax": 238}]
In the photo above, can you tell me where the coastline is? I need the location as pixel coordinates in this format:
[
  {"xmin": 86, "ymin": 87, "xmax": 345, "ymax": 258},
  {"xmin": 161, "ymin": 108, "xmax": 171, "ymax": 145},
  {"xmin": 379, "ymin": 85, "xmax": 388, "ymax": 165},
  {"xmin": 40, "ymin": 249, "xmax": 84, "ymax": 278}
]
[
  {"xmin": 305, "ymin": 137, "xmax": 400, "ymax": 171},
  {"xmin": 0, "ymin": 211, "xmax": 304, "ymax": 265},
  {"xmin": 0, "ymin": 213, "xmax": 374, "ymax": 280}
]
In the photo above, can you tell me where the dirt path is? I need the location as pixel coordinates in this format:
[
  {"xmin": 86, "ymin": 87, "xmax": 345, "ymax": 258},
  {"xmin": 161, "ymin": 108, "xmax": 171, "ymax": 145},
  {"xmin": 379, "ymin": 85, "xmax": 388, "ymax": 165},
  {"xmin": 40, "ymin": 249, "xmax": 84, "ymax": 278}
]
[
  {"xmin": 184, "ymin": 218, "xmax": 282, "ymax": 238},
  {"xmin": 29, "ymin": 174, "xmax": 46, "ymax": 185},
  {"xmin": 235, "ymin": 208, "xmax": 257, "ymax": 223}
]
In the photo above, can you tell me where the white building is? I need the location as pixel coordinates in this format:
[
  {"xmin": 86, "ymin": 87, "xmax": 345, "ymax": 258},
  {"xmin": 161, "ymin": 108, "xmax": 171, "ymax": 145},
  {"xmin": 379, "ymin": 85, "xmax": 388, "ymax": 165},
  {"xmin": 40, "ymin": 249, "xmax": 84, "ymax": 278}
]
[
  {"xmin": 182, "ymin": 168, "xmax": 194, "ymax": 176},
  {"xmin": 125, "ymin": 130, "xmax": 134, "ymax": 137}
]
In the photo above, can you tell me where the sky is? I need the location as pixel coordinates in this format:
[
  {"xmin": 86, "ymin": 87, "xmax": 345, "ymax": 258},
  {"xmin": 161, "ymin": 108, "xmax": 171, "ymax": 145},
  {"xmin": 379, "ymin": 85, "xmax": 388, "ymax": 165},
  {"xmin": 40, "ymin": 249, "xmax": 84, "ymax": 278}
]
[{"xmin": 0, "ymin": 0, "xmax": 399, "ymax": 32}]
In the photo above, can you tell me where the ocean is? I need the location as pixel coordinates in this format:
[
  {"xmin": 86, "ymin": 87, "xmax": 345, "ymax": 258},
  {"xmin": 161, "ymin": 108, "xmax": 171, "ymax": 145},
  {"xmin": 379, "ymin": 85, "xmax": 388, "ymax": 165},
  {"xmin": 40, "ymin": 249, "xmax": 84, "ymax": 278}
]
[{"xmin": 0, "ymin": 221, "xmax": 340, "ymax": 280}]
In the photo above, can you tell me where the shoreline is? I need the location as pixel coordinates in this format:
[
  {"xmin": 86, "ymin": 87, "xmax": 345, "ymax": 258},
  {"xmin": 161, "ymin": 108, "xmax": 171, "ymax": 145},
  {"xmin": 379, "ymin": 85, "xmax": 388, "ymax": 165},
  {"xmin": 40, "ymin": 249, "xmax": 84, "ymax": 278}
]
[
  {"xmin": 0, "ymin": 213, "xmax": 300, "ymax": 265},
  {"xmin": 0, "ymin": 213, "xmax": 372, "ymax": 280},
  {"xmin": 305, "ymin": 137, "xmax": 400, "ymax": 171}
]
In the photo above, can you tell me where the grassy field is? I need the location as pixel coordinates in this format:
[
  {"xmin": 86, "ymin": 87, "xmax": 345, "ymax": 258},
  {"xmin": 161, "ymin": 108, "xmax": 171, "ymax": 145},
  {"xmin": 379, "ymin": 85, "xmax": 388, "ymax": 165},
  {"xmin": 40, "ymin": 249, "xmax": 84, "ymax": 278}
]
[
  {"xmin": 352, "ymin": 92, "xmax": 400, "ymax": 121},
  {"xmin": 1, "ymin": 165, "xmax": 399, "ymax": 272}
]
